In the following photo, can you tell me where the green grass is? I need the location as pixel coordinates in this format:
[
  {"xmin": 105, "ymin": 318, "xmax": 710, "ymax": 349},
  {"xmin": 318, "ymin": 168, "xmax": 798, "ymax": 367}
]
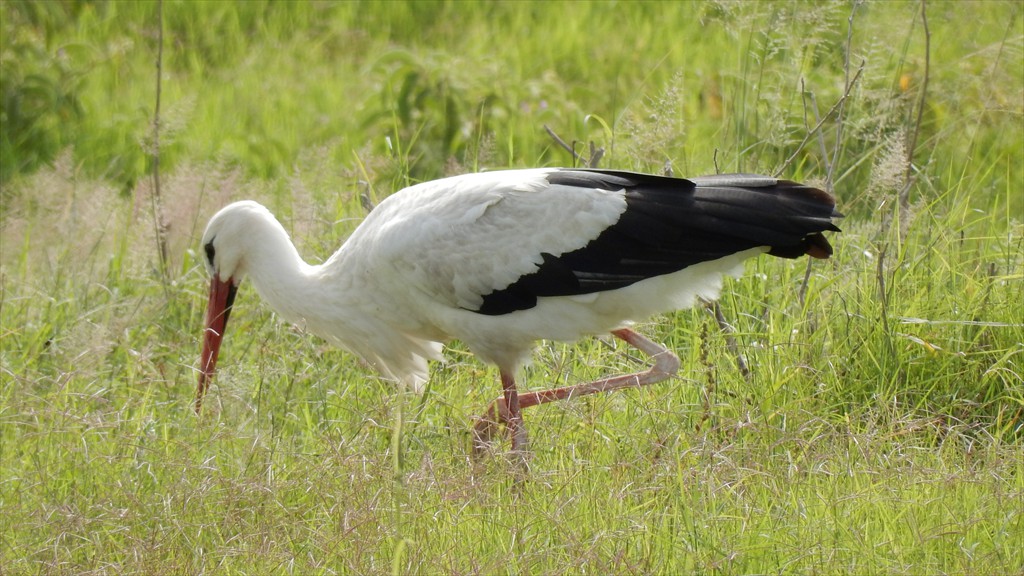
[{"xmin": 2, "ymin": 1, "xmax": 1022, "ymax": 574}]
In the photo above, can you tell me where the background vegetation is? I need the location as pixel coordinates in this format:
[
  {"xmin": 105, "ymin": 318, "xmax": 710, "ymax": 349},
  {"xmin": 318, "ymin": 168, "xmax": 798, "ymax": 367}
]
[{"xmin": 1, "ymin": 1, "xmax": 1021, "ymax": 573}]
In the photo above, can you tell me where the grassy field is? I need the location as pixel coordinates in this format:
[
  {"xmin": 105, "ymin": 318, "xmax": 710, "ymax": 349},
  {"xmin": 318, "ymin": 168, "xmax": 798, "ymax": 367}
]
[{"xmin": 2, "ymin": 1, "xmax": 1022, "ymax": 574}]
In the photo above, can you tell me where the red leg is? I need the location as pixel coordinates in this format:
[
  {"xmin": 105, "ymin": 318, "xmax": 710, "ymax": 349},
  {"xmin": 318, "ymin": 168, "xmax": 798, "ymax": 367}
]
[
  {"xmin": 472, "ymin": 328, "xmax": 680, "ymax": 456},
  {"xmin": 501, "ymin": 370, "xmax": 529, "ymax": 453}
]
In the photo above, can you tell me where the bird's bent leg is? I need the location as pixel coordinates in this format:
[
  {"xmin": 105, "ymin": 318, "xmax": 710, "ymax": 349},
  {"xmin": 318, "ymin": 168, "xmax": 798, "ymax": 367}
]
[
  {"xmin": 471, "ymin": 328, "xmax": 680, "ymax": 456},
  {"xmin": 518, "ymin": 328, "xmax": 681, "ymax": 408}
]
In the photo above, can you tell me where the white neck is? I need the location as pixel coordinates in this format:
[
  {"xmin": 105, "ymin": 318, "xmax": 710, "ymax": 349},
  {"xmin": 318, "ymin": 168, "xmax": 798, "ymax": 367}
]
[{"xmin": 239, "ymin": 215, "xmax": 335, "ymax": 331}]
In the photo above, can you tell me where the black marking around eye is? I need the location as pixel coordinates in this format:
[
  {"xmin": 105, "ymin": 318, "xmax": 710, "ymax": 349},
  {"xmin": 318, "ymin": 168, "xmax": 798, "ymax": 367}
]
[{"xmin": 204, "ymin": 240, "xmax": 216, "ymax": 268}]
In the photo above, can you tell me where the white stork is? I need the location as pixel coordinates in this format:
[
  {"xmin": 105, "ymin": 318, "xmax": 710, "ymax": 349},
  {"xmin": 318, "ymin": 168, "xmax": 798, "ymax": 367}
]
[{"xmin": 195, "ymin": 168, "xmax": 840, "ymax": 455}]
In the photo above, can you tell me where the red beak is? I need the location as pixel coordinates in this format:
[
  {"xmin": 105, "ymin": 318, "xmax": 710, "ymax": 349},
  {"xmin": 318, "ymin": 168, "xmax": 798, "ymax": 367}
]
[{"xmin": 195, "ymin": 275, "xmax": 237, "ymax": 413}]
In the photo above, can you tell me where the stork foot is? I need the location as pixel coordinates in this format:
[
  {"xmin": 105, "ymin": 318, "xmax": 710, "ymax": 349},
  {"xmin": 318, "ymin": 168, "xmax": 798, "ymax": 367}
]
[
  {"xmin": 471, "ymin": 397, "xmax": 531, "ymax": 461},
  {"xmin": 471, "ymin": 398, "xmax": 509, "ymax": 457}
]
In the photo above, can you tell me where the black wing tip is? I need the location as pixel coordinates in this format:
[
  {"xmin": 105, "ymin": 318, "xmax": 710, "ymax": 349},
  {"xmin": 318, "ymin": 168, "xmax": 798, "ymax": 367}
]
[
  {"xmin": 553, "ymin": 169, "xmax": 845, "ymax": 263},
  {"xmin": 693, "ymin": 174, "xmax": 841, "ymax": 261},
  {"xmin": 768, "ymin": 232, "xmax": 835, "ymax": 260},
  {"xmin": 477, "ymin": 169, "xmax": 843, "ymax": 316}
]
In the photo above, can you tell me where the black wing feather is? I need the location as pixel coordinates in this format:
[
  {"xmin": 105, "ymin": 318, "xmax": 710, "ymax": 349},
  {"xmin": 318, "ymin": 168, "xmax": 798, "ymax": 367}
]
[{"xmin": 475, "ymin": 169, "xmax": 840, "ymax": 315}]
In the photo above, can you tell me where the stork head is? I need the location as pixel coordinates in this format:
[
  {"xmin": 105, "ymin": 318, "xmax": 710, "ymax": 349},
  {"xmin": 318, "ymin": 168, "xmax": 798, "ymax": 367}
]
[{"xmin": 194, "ymin": 201, "xmax": 270, "ymax": 413}]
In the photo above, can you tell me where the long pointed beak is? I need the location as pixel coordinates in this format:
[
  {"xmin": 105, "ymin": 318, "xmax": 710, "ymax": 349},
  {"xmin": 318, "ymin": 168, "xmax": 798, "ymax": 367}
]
[{"xmin": 195, "ymin": 275, "xmax": 238, "ymax": 413}]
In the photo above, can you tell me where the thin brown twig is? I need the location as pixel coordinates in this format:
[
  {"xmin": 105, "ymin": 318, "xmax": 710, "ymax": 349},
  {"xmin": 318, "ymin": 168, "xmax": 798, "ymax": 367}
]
[
  {"xmin": 708, "ymin": 301, "xmax": 751, "ymax": 380},
  {"xmin": 774, "ymin": 62, "xmax": 864, "ymax": 178},
  {"xmin": 900, "ymin": 0, "xmax": 930, "ymax": 240},
  {"xmin": 798, "ymin": 258, "xmax": 814, "ymax": 307},
  {"xmin": 801, "ymin": 81, "xmax": 832, "ymax": 185},
  {"xmin": 588, "ymin": 141, "xmax": 604, "ymax": 168},
  {"xmin": 794, "ymin": 3, "xmax": 860, "ymax": 305},
  {"xmin": 544, "ymin": 124, "xmax": 587, "ymax": 166},
  {"xmin": 874, "ymin": 242, "xmax": 897, "ymax": 360},
  {"xmin": 827, "ymin": 1, "xmax": 863, "ymax": 189},
  {"xmin": 358, "ymin": 180, "xmax": 375, "ymax": 213},
  {"xmin": 149, "ymin": 0, "xmax": 170, "ymax": 286},
  {"xmin": 544, "ymin": 125, "xmax": 605, "ymax": 168},
  {"xmin": 796, "ymin": 85, "xmax": 819, "ymax": 306}
]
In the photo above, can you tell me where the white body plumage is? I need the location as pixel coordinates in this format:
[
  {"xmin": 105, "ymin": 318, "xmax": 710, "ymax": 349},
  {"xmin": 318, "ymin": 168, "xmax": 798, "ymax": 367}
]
[
  {"xmin": 202, "ymin": 169, "xmax": 761, "ymax": 390},
  {"xmin": 195, "ymin": 167, "xmax": 839, "ymax": 453}
]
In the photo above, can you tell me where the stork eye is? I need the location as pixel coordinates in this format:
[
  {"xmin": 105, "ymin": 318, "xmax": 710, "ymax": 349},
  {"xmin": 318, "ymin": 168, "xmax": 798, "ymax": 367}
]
[{"xmin": 204, "ymin": 241, "xmax": 216, "ymax": 268}]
